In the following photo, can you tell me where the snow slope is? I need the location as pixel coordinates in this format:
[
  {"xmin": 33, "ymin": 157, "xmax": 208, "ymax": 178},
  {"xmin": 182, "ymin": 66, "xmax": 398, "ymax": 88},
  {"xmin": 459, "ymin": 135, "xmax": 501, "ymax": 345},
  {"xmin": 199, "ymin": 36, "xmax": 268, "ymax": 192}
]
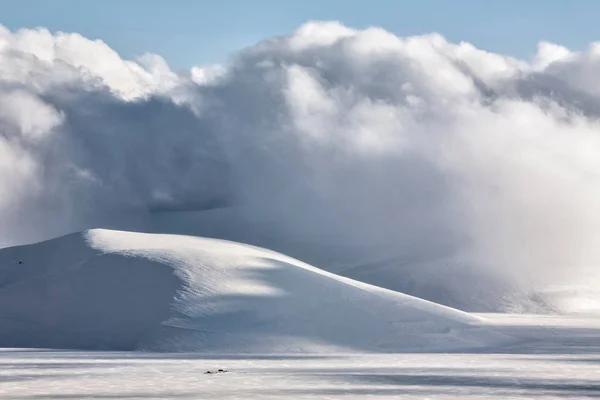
[
  {"xmin": 138, "ymin": 209, "xmax": 560, "ymax": 313},
  {"xmin": 0, "ymin": 229, "xmax": 505, "ymax": 353}
]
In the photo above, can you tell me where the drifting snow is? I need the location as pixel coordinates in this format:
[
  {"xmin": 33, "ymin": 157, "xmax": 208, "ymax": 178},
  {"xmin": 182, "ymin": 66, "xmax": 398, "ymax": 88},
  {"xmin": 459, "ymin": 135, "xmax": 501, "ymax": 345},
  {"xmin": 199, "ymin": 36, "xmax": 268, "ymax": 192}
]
[
  {"xmin": 2, "ymin": 334, "xmax": 600, "ymax": 400},
  {"xmin": 0, "ymin": 229, "xmax": 505, "ymax": 353}
]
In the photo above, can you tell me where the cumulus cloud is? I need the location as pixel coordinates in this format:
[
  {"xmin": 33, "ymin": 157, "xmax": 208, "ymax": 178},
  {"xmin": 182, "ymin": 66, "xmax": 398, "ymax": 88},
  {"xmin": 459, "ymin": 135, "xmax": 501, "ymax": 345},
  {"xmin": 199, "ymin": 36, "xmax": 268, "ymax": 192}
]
[{"xmin": 1, "ymin": 21, "xmax": 599, "ymax": 312}]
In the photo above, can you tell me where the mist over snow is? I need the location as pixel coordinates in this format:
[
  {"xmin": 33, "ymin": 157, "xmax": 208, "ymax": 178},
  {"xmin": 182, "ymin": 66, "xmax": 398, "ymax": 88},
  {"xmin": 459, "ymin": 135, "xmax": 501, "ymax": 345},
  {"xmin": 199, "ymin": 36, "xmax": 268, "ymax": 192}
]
[{"xmin": 1, "ymin": 22, "xmax": 600, "ymax": 312}]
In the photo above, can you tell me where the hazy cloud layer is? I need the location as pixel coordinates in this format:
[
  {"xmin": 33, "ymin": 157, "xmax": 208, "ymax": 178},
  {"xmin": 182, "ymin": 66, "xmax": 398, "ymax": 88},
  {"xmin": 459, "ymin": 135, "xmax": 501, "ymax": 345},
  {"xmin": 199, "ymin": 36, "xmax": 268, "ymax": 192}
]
[{"xmin": 1, "ymin": 22, "xmax": 600, "ymax": 311}]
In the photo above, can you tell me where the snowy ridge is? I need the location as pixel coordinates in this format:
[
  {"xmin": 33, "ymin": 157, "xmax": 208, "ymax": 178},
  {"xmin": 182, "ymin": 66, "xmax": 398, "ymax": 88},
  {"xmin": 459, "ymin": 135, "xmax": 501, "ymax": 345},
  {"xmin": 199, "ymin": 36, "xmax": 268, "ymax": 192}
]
[{"xmin": 0, "ymin": 229, "xmax": 507, "ymax": 352}]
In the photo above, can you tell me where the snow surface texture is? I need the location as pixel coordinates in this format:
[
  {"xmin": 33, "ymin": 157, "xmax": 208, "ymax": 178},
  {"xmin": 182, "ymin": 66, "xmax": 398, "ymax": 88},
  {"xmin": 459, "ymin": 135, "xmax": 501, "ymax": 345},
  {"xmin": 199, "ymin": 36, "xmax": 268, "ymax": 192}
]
[
  {"xmin": 1, "ymin": 22, "xmax": 600, "ymax": 313},
  {"xmin": 2, "ymin": 336, "xmax": 600, "ymax": 399},
  {"xmin": 0, "ymin": 229, "xmax": 507, "ymax": 353}
]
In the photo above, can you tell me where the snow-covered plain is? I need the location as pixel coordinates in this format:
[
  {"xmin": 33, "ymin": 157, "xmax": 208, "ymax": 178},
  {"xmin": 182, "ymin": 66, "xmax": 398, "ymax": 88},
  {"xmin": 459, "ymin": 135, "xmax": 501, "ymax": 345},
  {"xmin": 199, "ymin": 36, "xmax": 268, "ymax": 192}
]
[{"xmin": 1, "ymin": 337, "xmax": 600, "ymax": 399}]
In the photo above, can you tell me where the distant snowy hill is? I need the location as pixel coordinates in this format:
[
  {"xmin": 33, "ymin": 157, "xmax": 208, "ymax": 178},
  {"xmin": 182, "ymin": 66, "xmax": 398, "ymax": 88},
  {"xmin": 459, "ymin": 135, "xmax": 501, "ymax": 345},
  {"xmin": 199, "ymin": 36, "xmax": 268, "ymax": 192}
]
[{"xmin": 0, "ymin": 229, "xmax": 505, "ymax": 352}]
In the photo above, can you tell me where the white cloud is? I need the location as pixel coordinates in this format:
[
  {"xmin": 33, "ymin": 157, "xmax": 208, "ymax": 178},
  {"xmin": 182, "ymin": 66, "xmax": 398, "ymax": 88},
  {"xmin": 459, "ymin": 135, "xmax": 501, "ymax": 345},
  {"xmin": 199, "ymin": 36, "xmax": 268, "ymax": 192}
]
[
  {"xmin": 0, "ymin": 90, "xmax": 63, "ymax": 140},
  {"xmin": 0, "ymin": 26, "xmax": 180, "ymax": 99},
  {"xmin": 533, "ymin": 41, "xmax": 572, "ymax": 70},
  {"xmin": 0, "ymin": 22, "xmax": 599, "ymax": 312}
]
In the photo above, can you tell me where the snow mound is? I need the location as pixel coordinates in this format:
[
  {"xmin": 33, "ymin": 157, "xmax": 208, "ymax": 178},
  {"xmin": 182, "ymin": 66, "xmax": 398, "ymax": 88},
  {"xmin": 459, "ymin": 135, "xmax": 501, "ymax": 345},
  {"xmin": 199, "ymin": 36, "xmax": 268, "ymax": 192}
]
[{"xmin": 0, "ymin": 229, "xmax": 504, "ymax": 353}]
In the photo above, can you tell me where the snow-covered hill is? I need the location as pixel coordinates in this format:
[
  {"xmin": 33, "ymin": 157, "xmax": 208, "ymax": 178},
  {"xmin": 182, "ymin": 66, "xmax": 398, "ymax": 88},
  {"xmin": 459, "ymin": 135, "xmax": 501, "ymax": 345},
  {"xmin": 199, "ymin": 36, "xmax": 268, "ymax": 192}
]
[{"xmin": 0, "ymin": 229, "xmax": 506, "ymax": 353}]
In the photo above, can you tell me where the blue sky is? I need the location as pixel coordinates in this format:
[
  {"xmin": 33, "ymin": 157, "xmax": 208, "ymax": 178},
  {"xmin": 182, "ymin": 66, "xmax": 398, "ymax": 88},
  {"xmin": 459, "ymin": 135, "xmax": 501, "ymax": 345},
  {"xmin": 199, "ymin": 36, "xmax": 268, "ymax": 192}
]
[{"xmin": 1, "ymin": 0, "xmax": 599, "ymax": 70}]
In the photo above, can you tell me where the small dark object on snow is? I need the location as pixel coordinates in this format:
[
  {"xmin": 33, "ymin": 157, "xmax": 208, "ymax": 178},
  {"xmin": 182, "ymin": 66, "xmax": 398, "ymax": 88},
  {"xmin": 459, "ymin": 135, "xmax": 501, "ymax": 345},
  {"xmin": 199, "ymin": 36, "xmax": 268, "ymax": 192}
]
[
  {"xmin": 18, "ymin": 261, "xmax": 22, "ymax": 264},
  {"xmin": 205, "ymin": 369, "xmax": 228, "ymax": 374}
]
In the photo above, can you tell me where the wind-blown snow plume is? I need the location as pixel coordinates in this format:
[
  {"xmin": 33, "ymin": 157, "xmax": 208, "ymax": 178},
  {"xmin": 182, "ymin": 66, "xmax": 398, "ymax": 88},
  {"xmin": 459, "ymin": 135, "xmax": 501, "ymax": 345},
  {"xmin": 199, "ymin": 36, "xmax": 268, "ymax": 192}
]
[{"xmin": 1, "ymin": 22, "xmax": 599, "ymax": 312}]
